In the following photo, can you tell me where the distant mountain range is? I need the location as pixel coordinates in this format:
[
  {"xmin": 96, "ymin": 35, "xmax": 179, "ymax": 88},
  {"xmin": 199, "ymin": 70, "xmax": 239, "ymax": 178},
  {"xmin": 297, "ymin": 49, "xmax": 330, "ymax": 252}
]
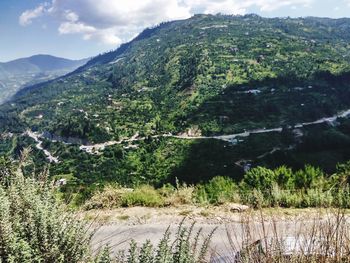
[{"xmin": 0, "ymin": 54, "xmax": 88, "ymax": 103}]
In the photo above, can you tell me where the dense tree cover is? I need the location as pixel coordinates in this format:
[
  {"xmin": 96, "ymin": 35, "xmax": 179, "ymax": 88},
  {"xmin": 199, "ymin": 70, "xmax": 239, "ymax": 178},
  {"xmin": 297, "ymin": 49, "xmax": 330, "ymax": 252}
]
[{"xmin": 3, "ymin": 14, "xmax": 350, "ymax": 138}]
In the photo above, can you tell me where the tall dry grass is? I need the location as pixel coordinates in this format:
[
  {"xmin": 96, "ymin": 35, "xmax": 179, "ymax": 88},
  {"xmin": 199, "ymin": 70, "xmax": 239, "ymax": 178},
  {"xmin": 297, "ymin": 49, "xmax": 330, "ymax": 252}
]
[{"xmin": 211, "ymin": 208, "xmax": 350, "ymax": 263}]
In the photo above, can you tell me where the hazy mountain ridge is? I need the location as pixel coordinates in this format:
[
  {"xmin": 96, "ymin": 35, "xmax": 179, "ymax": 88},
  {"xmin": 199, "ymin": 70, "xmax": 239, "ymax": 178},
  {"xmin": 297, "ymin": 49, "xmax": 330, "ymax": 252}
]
[{"xmin": 0, "ymin": 54, "xmax": 88, "ymax": 103}]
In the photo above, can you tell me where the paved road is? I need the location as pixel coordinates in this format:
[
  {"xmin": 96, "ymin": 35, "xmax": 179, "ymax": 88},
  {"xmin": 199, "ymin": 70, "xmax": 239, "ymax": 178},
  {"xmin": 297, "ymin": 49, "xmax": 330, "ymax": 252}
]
[
  {"xmin": 26, "ymin": 130, "xmax": 59, "ymax": 163},
  {"xmin": 27, "ymin": 108, "xmax": 350, "ymax": 156},
  {"xmin": 91, "ymin": 220, "xmax": 313, "ymax": 258}
]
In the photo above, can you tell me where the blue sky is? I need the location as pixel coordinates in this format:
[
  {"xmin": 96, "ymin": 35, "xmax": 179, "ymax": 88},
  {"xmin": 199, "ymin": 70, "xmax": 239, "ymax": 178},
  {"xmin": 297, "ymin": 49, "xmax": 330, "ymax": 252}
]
[{"xmin": 1, "ymin": 0, "xmax": 350, "ymax": 62}]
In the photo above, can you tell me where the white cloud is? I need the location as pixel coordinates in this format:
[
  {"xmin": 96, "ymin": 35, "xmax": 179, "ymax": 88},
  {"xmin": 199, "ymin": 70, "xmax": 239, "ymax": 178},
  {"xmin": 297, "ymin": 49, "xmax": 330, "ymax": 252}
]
[
  {"xmin": 58, "ymin": 22, "xmax": 95, "ymax": 35},
  {"xmin": 19, "ymin": 0, "xmax": 314, "ymax": 45},
  {"xmin": 182, "ymin": 0, "xmax": 313, "ymax": 14},
  {"xmin": 19, "ymin": 3, "xmax": 48, "ymax": 26},
  {"xmin": 63, "ymin": 11, "xmax": 79, "ymax": 22}
]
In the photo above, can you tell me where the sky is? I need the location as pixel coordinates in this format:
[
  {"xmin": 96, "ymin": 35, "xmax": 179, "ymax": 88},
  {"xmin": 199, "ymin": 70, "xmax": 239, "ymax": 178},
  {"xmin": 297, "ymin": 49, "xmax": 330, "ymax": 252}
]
[{"xmin": 1, "ymin": 0, "xmax": 350, "ymax": 62}]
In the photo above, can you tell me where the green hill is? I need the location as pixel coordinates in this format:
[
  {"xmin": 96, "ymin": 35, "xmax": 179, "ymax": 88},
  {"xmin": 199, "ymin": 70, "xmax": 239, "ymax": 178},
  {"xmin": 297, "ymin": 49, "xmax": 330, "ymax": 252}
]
[{"xmin": 1, "ymin": 14, "xmax": 350, "ymax": 189}]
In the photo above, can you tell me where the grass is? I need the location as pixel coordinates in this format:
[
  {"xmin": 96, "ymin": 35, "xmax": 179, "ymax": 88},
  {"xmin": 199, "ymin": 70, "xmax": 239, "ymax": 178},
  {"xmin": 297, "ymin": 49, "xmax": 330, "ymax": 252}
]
[
  {"xmin": 117, "ymin": 215, "xmax": 130, "ymax": 221},
  {"xmin": 211, "ymin": 208, "xmax": 350, "ymax": 263},
  {"xmin": 179, "ymin": 210, "xmax": 193, "ymax": 216},
  {"xmin": 121, "ymin": 185, "xmax": 165, "ymax": 207},
  {"xmin": 83, "ymin": 163, "xmax": 350, "ymax": 211}
]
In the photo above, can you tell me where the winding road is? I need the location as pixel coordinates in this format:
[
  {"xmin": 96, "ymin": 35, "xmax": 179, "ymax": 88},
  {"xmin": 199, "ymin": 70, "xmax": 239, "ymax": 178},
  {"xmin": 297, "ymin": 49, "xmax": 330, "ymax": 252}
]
[
  {"xmin": 25, "ymin": 108, "xmax": 350, "ymax": 160},
  {"xmin": 26, "ymin": 131, "xmax": 59, "ymax": 163},
  {"xmin": 79, "ymin": 108, "xmax": 350, "ymax": 153}
]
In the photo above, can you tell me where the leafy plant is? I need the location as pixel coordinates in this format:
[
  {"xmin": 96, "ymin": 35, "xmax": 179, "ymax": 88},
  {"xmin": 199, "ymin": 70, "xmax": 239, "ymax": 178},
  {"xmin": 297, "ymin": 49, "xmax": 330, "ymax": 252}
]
[{"xmin": 0, "ymin": 153, "xmax": 93, "ymax": 263}]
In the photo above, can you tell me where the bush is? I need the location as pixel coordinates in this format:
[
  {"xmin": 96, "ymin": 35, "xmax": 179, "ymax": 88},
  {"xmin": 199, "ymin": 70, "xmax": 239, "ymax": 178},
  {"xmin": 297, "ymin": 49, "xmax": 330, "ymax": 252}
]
[
  {"xmin": 241, "ymin": 167, "xmax": 276, "ymax": 192},
  {"xmin": 83, "ymin": 184, "xmax": 129, "ymax": 210},
  {"xmin": 0, "ymin": 156, "xmax": 214, "ymax": 263},
  {"xmin": 122, "ymin": 185, "xmax": 165, "ymax": 207},
  {"xmin": 196, "ymin": 176, "xmax": 238, "ymax": 204},
  {"xmin": 293, "ymin": 165, "xmax": 325, "ymax": 189},
  {"xmin": 0, "ymin": 158, "xmax": 92, "ymax": 262},
  {"xmin": 332, "ymin": 186, "xmax": 350, "ymax": 208},
  {"xmin": 81, "ymin": 163, "xmax": 350, "ymax": 210},
  {"xmin": 160, "ymin": 183, "xmax": 195, "ymax": 206},
  {"xmin": 278, "ymin": 191, "xmax": 303, "ymax": 208},
  {"xmin": 240, "ymin": 189, "xmax": 268, "ymax": 208}
]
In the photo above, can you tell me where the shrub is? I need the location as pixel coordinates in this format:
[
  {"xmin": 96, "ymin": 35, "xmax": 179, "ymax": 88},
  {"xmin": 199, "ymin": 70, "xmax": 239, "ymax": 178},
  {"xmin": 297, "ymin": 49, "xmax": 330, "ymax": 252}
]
[
  {"xmin": 160, "ymin": 183, "xmax": 195, "ymax": 206},
  {"xmin": 122, "ymin": 185, "xmax": 165, "ymax": 207},
  {"xmin": 332, "ymin": 186, "xmax": 350, "ymax": 208},
  {"xmin": 243, "ymin": 189, "xmax": 268, "ymax": 208},
  {"xmin": 274, "ymin": 166, "xmax": 294, "ymax": 189},
  {"xmin": 241, "ymin": 167, "xmax": 276, "ymax": 192},
  {"xmin": 84, "ymin": 184, "xmax": 129, "ymax": 210},
  {"xmin": 0, "ymin": 158, "xmax": 93, "ymax": 262},
  {"xmin": 293, "ymin": 165, "xmax": 325, "ymax": 190},
  {"xmin": 195, "ymin": 176, "xmax": 238, "ymax": 205},
  {"xmin": 278, "ymin": 191, "xmax": 303, "ymax": 208},
  {"xmin": 305, "ymin": 189, "xmax": 333, "ymax": 208}
]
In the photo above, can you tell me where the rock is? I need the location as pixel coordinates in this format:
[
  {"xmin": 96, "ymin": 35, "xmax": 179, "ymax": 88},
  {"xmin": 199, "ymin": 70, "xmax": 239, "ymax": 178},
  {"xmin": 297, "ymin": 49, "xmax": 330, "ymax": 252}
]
[{"xmin": 229, "ymin": 204, "xmax": 249, "ymax": 213}]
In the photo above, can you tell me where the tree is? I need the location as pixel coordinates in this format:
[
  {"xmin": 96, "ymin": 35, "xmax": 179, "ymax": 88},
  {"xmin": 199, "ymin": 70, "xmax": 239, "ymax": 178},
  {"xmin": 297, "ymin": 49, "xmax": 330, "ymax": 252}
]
[{"xmin": 241, "ymin": 166, "xmax": 276, "ymax": 191}]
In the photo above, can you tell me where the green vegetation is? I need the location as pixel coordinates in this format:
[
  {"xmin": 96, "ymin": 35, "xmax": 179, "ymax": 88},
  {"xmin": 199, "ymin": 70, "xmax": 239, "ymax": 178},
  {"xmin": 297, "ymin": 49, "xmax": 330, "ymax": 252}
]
[
  {"xmin": 0, "ymin": 153, "xmax": 92, "ymax": 263},
  {"xmin": 0, "ymin": 153, "xmax": 214, "ymax": 263},
  {"xmin": 4, "ymin": 15, "xmax": 350, "ymax": 139},
  {"xmin": 4, "ymin": 13, "xmax": 350, "ymax": 263},
  {"xmin": 1, "ymin": 14, "xmax": 350, "ymax": 198},
  {"xmin": 0, "ymin": 55, "xmax": 88, "ymax": 104},
  {"xmin": 100, "ymin": 222, "xmax": 216, "ymax": 263},
  {"xmin": 83, "ymin": 161, "xmax": 350, "ymax": 210}
]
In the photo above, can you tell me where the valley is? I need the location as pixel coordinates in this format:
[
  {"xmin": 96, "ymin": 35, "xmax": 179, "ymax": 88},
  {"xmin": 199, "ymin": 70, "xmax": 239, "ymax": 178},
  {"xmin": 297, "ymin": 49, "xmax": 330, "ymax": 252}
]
[
  {"xmin": 2, "ymin": 8, "xmax": 350, "ymax": 262},
  {"xmin": 2, "ymin": 14, "xmax": 350, "ymax": 194}
]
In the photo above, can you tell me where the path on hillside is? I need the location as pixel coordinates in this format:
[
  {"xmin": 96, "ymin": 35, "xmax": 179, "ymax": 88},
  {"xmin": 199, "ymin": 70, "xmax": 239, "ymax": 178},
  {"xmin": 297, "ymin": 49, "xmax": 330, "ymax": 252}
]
[
  {"xmin": 25, "ymin": 108, "xmax": 350, "ymax": 158},
  {"xmin": 77, "ymin": 108, "xmax": 350, "ymax": 153},
  {"xmin": 26, "ymin": 130, "xmax": 59, "ymax": 163}
]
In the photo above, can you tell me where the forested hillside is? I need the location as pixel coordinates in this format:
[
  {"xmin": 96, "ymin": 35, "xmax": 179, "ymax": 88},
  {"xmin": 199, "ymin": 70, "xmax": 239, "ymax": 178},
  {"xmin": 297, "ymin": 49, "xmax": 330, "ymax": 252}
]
[{"xmin": 1, "ymin": 14, "xmax": 350, "ymax": 197}]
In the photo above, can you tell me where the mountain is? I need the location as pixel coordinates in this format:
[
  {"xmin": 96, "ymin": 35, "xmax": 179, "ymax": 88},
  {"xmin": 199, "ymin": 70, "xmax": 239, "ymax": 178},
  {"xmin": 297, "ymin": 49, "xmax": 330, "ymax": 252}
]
[
  {"xmin": 1, "ymin": 14, "xmax": 350, "ymax": 189},
  {"xmin": 0, "ymin": 55, "xmax": 89, "ymax": 103}
]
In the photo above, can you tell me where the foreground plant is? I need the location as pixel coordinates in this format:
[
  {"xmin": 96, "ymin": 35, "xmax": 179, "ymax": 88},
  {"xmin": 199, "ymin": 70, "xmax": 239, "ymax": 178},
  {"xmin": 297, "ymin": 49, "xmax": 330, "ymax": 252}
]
[
  {"xmin": 0, "ymin": 152, "xmax": 214, "ymax": 263},
  {"xmin": 96, "ymin": 220, "xmax": 216, "ymax": 263},
  {"xmin": 0, "ymin": 152, "xmax": 93, "ymax": 263},
  {"xmin": 212, "ymin": 209, "xmax": 350, "ymax": 263}
]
